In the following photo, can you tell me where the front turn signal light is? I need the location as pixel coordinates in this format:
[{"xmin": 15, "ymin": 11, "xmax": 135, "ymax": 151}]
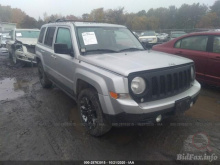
[{"xmin": 110, "ymin": 92, "xmax": 119, "ymax": 99}]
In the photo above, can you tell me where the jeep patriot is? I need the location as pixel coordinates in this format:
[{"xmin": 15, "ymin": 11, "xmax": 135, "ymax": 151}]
[{"xmin": 36, "ymin": 20, "xmax": 201, "ymax": 136}]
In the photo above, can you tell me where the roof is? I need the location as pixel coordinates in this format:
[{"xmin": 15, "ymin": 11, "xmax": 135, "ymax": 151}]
[
  {"xmin": 0, "ymin": 22, "xmax": 17, "ymax": 25},
  {"xmin": 45, "ymin": 20, "xmax": 126, "ymax": 28},
  {"xmin": 73, "ymin": 22, "xmax": 125, "ymax": 28},
  {"xmin": 188, "ymin": 31, "xmax": 220, "ymax": 35},
  {"xmin": 15, "ymin": 29, "xmax": 40, "ymax": 31}
]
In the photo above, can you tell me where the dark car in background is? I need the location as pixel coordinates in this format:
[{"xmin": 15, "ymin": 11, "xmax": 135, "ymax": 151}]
[
  {"xmin": 169, "ymin": 31, "xmax": 186, "ymax": 40},
  {"xmin": 152, "ymin": 31, "xmax": 220, "ymax": 87}
]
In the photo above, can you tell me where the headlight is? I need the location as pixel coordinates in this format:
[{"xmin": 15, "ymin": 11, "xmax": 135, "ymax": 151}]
[
  {"xmin": 131, "ymin": 77, "xmax": 146, "ymax": 94},
  {"xmin": 191, "ymin": 66, "xmax": 195, "ymax": 82}
]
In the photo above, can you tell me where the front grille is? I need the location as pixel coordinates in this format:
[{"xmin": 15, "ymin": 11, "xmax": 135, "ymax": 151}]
[{"xmin": 128, "ymin": 64, "xmax": 193, "ymax": 103}]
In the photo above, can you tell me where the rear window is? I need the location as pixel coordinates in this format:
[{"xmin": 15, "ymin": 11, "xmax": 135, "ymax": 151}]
[
  {"xmin": 38, "ymin": 27, "xmax": 46, "ymax": 43},
  {"xmin": 174, "ymin": 36, "xmax": 208, "ymax": 52},
  {"xmin": 44, "ymin": 27, "xmax": 56, "ymax": 47}
]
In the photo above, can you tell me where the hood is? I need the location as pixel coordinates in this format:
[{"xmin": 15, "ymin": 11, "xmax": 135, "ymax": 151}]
[
  {"xmin": 16, "ymin": 38, "xmax": 38, "ymax": 45},
  {"xmin": 79, "ymin": 50, "xmax": 193, "ymax": 76},
  {"xmin": 139, "ymin": 36, "xmax": 157, "ymax": 39}
]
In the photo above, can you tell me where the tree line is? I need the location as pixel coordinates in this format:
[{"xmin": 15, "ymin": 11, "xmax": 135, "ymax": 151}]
[{"xmin": 0, "ymin": 0, "xmax": 220, "ymax": 31}]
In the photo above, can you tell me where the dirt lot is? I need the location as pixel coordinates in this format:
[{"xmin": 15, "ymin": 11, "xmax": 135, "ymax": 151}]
[{"xmin": 0, "ymin": 55, "xmax": 219, "ymax": 162}]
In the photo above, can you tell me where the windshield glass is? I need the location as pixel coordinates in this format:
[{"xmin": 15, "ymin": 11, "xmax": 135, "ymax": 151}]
[
  {"xmin": 171, "ymin": 32, "xmax": 186, "ymax": 38},
  {"xmin": 16, "ymin": 30, "xmax": 40, "ymax": 38},
  {"xmin": 77, "ymin": 27, "xmax": 144, "ymax": 55},
  {"xmin": 141, "ymin": 31, "xmax": 156, "ymax": 36}
]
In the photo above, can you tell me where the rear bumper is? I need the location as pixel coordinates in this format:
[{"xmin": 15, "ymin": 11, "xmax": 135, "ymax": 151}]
[{"xmin": 15, "ymin": 51, "xmax": 37, "ymax": 64}]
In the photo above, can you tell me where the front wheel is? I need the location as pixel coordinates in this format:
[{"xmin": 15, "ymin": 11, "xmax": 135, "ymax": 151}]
[
  {"xmin": 12, "ymin": 49, "xmax": 17, "ymax": 64},
  {"xmin": 77, "ymin": 88, "xmax": 112, "ymax": 136}
]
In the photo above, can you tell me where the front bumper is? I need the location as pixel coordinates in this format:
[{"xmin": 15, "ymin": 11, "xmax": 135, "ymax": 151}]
[
  {"xmin": 0, "ymin": 48, "xmax": 9, "ymax": 55},
  {"xmin": 99, "ymin": 80, "xmax": 201, "ymax": 124},
  {"xmin": 15, "ymin": 51, "xmax": 37, "ymax": 64}
]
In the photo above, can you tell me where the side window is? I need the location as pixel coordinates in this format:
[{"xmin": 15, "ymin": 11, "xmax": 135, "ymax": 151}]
[
  {"xmin": 180, "ymin": 36, "xmax": 208, "ymax": 51},
  {"xmin": 213, "ymin": 36, "xmax": 220, "ymax": 53},
  {"xmin": 174, "ymin": 40, "xmax": 181, "ymax": 48},
  {"xmin": 55, "ymin": 28, "xmax": 72, "ymax": 49},
  {"xmin": 38, "ymin": 27, "xmax": 46, "ymax": 43},
  {"xmin": 44, "ymin": 27, "xmax": 56, "ymax": 47}
]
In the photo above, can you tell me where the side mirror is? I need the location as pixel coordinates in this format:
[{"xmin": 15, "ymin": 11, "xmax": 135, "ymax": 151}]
[{"xmin": 54, "ymin": 43, "xmax": 72, "ymax": 55}]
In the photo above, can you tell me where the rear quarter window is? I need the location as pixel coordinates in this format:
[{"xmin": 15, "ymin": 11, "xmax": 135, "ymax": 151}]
[
  {"xmin": 38, "ymin": 27, "xmax": 46, "ymax": 43},
  {"xmin": 44, "ymin": 27, "xmax": 56, "ymax": 47}
]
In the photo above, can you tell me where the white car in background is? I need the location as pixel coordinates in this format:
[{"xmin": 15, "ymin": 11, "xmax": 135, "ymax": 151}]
[
  {"xmin": 0, "ymin": 32, "xmax": 9, "ymax": 56},
  {"xmin": 6, "ymin": 29, "xmax": 40, "ymax": 64},
  {"xmin": 139, "ymin": 31, "xmax": 158, "ymax": 46}
]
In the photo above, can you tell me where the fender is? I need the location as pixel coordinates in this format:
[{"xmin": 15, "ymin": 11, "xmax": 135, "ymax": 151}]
[{"xmin": 74, "ymin": 68, "xmax": 109, "ymax": 96}]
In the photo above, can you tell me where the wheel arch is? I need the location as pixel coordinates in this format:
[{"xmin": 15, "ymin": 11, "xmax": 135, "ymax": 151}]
[{"xmin": 74, "ymin": 69, "xmax": 109, "ymax": 97}]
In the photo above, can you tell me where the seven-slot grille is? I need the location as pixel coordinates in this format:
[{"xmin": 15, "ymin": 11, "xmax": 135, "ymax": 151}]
[{"xmin": 128, "ymin": 64, "xmax": 193, "ymax": 103}]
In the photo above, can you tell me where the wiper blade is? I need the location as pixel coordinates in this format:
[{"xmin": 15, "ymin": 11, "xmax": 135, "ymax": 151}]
[
  {"xmin": 86, "ymin": 49, "xmax": 118, "ymax": 53},
  {"xmin": 119, "ymin": 48, "xmax": 144, "ymax": 52}
]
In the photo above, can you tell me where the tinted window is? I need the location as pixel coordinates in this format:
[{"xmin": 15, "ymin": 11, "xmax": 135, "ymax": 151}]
[
  {"xmin": 178, "ymin": 36, "xmax": 208, "ymax": 51},
  {"xmin": 44, "ymin": 27, "xmax": 56, "ymax": 47},
  {"xmin": 213, "ymin": 36, "xmax": 220, "ymax": 53},
  {"xmin": 38, "ymin": 27, "xmax": 46, "ymax": 43},
  {"xmin": 77, "ymin": 27, "xmax": 143, "ymax": 55},
  {"xmin": 174, "ymin": 40, "xmax": 181, "ymax": 48},
  {"xmin": 55, "ymin": 28, "xmax": 72, "ymax": 49}
]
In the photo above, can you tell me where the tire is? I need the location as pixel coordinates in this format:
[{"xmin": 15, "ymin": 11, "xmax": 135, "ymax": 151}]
[
  {"xmin": 77, "ymin": 88, "xmax": 112, "ymax": 136},
  {"xmin": 12, "ymin": 49, "xmax": 17, "ymax": 64},
  {"xmin": 37, "ymin": 61, "xmax": 53, "ymax": 88}
]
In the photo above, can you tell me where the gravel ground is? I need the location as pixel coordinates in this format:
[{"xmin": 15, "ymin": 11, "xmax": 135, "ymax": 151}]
[{"xmin": 0, "ymin": 55, "xmax": 219, "ymax": 162}]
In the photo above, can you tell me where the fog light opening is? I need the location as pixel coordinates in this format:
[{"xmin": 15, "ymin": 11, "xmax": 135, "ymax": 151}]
[
  {"xmin": 190, "ymin": 102, "xmax": 193, "ymax": 108},
  {"xmin": 156, "ymin": 114, "xmax": 162, "ymax": 123}
]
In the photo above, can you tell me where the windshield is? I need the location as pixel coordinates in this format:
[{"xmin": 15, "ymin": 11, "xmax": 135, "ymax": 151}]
[
  {"xmin": 171, "ymin": 32, "xmax": 186, "ymax": 38},
  {"xmin": 16, "ymin": 30, "xmax": 40, "ymax": 38},
  {"xmin": 141, "ymin": 31, "xmax": 156, "ymax": 36},
  {"xmin": 77, "ymin": 27, "xmax": 144, "ymax": 55}
]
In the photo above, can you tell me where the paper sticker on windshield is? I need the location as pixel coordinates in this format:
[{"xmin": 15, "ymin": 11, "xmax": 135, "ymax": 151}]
[
  {"xmin": 16, "ymin": 33, "xmax": 22, "ymax": 37},
  {"xmin": 82, "ymin": 32, "xmax": 98, "ymax": 45}
]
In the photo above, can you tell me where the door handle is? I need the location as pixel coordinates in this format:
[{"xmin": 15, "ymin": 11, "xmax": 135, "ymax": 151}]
[{"xmin": 51, "ymin": 54, "xmax": 56, "ymax": 59}]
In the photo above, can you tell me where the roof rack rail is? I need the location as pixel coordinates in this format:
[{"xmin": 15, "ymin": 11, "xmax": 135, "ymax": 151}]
[{"xmin": 48, "ymin": 19, "xmax": 102, "ymax": 23}]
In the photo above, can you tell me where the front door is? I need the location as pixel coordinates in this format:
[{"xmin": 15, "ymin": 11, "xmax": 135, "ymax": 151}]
[
  {"xmin": 172, "ymin": 35, "xmax": 209, "ymax": 81},
  {"xmin": 206, "ymin": 36, "xmax": 220, "ymax": 86},
  {"xmin": 52, "ymin": 27, "xmax": 77, "ymax": 96}
]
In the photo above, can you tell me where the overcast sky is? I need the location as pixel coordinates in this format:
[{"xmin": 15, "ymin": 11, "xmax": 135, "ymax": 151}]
[{"xmin": 0, "ymin": 0, "xmax": 215, "ymax": 19}]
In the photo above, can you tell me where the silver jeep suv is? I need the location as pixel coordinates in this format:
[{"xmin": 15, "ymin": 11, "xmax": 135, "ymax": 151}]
[{"xmin": 36, "ymin": 20, "xmax": 201, "ymax": 136}]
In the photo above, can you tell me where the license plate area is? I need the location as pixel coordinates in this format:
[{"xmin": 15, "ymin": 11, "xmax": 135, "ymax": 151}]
[{"xmin": 175, "ymin": 97, "xmax": 191, "ymax": 114}]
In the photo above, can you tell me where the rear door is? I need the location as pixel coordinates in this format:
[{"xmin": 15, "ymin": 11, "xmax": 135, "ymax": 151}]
[
  {"xmin": 172, "ymin": 35, "xmax": 209, "ymax": 81},
  {"xmin": 42, "ymin": 26, "xmax": 56, "ymax": 77},
  {"xmin": 206, "ymin": 35, "xmax": 220, "ymax": 86}
]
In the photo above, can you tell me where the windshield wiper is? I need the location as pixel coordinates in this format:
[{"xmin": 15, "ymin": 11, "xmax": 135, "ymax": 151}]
[
  {"xmin": 85, "ymin": 49, "xmax": 118, "ymax": 54},
  {"xmin": 118, "ymin": 48, "xmax": 144, "ymax": 52}
]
